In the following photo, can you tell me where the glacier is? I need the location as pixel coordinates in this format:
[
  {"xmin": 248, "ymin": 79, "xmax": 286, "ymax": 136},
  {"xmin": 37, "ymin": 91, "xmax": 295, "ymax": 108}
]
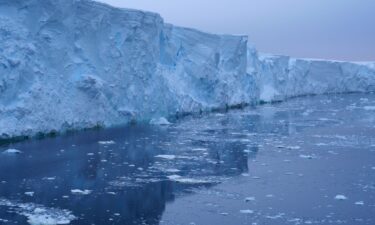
[
  {"xmin": 0, "ymin": 0, "xmax": 374, "ymax": 140},
  {"xmin": 254, "ymin": 54, "xmax": 375, "ymax": 102}
]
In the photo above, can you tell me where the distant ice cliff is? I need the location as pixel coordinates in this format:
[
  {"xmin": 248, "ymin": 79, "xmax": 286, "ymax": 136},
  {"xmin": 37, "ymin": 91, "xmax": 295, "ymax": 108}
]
[{"xmin": 0, "ymin": 0, "xmax": 374, "ymax": 140}]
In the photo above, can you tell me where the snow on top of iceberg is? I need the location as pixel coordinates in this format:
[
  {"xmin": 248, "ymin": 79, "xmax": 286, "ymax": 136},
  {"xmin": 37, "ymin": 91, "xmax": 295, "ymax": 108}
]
[
  {"xmin": 80, "ymin": 0, "xmax": 163, "ymax": 20},
  {"xmin": 164, "ymin": 23, "xmax": 248, "ymax": 39},
  {"xmin": 258, "ymin": 52, "xmax": 373, "ymax": 65}
]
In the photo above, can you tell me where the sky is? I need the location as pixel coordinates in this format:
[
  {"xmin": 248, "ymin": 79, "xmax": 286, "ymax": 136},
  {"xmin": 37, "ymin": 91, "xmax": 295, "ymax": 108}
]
[{"xmin": 99, "ymin": 0, "xmax": 375, "ymax": 61}]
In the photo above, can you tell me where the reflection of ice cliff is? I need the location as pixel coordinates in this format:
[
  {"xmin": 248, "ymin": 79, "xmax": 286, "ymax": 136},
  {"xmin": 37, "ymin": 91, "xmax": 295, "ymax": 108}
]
[
  {"xmin": 0, "ymin": 116, "xmax": 261, "ymax": 224},
  {"xmin": 1, "ymin": 0, "xmax": 375, "ymax": 140},
  {"xmin": 1, "ymin": 93, "xmax": 350, "ymax": 225}
]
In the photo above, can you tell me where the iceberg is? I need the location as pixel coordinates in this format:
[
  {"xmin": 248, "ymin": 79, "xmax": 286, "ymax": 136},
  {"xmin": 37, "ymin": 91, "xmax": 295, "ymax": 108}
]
[
  {"xmin": 70, "ymin": 189, "xmax": 92, "ymax": 195},
  {"xmin": 334, "ymin": 195, "xmax": 348, "ymax": 201},
  {"xmin": 252, "ymin": 54, "xmax": 375, "ymax": 102},
  {"xmin": 2, "ymin": 148, "xmax": 22, "ymax": 154},
  {"xmin": 0, "ymin": 0, "xmax": 374, "ymax": 140}
]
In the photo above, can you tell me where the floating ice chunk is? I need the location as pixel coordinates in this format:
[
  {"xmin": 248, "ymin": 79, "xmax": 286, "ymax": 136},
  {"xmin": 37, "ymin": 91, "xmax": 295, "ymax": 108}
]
[
  {"xmin": 364, "ymin": 106, "xmax": 375, "ymax": 111},
  {"xmin": 302, "ymin": 110, "xmax": 314, "ymax": 116},
  {"xmin": 240, "ymin": 209, "xmax": 254, "ymax": 214},
  {"xmin": 288, "ymin": 218, "xmax": 302, "ymax": 223},
  {"xmin": 287, "ymin": 146, "xmax": 301, "ymax": 150},
  {"xmin": 71, "ymin": 189, "xmax": 92, "ymax": 195},
  {"xmin": 334, "ymin": 195, "xmax": 348, "ymax": 200},
  {"xmin": 266, "ymin": 213, "xmax": 285, "ymax": 219},
  {"xmin": 177, "ymin": 155, "xmax": 196, "ymax": 160},
  {"xmin": 0, "ymin": 198, "xmax": 76, "ymax": 225},
  {"xmin": 167, "ymin": 175, "xmax": 212, "ymax": 184},
  {"xmin": 299, "ymin": 154, "xmax": 315, "ymax": 159},
  {"xmin": 192, "ymin": 148, "xmax": 208, "ymax": 151},
  {"xmin": 2, "ymin": 149, "xmax": 22, "ymax": 154},
  {"xmin": 266, "ymin": 194, "xmax": 274, "ymax": 198},
  {"xmin": 165, "ymin": 169, "xmax": 181, "ymax": 173},
  {"xmin": 27, "ymin": 211, "xmax": 73, "ymax": 225},
  {"xmin": 335, "ymin": 135, "xmax": 347, "ymax": 140},
  {"xmin": 245, "ymin": 197, "xmax": 255, "ymax": 202},
  {"xmin": 355, "ymin": 201, "xmax": 364, "ymax": 205},
  {"xmin": 240, "ymin": 139, "xmax": 252, "ymax": 143},
  {"xmin": 149, "ymin": 117, "xmax": 171, "ymax": 125},
  {"xmin": 328, "ymin": 151, "xmax": 338, "ymax": 155},
  {"xmin": 98, "ymin": 140, "xmax": 116, "ymax": 145},
  {"xmin": 25, "ymin": 192, "xmax": 35, "ymax": 197},
  {"xmin": 155, "ymin": 155, "xmax": 176, "ymax": 160}
]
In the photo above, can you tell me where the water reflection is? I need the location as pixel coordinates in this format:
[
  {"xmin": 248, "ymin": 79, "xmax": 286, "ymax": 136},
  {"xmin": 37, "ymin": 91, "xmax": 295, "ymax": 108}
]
[
  {"xmin": 2, "ymin": 94, "xmax": 373, "ymax": 224},
  {"xmin": 0, "ymin": 114, "xmax": 259, "ymax": 224}
]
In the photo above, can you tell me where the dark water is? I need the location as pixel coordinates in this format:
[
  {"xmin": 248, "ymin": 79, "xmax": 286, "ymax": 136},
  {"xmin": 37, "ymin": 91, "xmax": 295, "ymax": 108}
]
[{"xmin": 1, "ymin": 94, "xmax": 375, "ymax": 225}]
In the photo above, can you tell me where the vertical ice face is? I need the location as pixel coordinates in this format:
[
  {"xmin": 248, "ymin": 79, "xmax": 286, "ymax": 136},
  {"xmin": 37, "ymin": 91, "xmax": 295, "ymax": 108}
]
[
  {"xmin": 0, "ymin": 0, "xmax": 374, "ymax": 139},
  {"xmin": 0, "ymin": 0, "xmax": 255, "ymax": 139},
  {"xmin": 0, "ymin": 0, "xmax": 166, "ymax": 138},
  {"xmin": 159, "ymin": 25, "xmax": 257, "ymax": 114},
  {"xmin": 253, "ymin": 54, "xmax": 375, "ymax": 102}
]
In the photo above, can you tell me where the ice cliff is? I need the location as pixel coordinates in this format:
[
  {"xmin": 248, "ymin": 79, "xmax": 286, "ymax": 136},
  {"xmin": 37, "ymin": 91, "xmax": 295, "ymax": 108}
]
[
  {"xmin": 254, "ymin": 54, "xmax": 375, "ymax": 102},
  {"xmin": 0, "ymin": 0, "xmax": 374, "ymax": 140}
]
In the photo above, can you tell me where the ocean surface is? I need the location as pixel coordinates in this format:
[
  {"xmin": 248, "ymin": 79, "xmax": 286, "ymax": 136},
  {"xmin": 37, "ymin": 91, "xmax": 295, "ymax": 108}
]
[{"xmin": 1, "ymin": 93, "xmax": 375, "ymax": 225}]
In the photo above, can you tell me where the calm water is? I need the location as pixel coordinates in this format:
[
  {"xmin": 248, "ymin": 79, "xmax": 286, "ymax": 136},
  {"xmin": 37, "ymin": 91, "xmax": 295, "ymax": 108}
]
[{"xmin": 1, "ymin": 94, "xmax": 375, "ymax": 225}]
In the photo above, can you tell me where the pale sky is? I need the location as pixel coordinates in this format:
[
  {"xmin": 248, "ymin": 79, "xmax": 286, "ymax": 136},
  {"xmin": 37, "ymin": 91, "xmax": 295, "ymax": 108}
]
[{"xmin": 99, "ymin": 0, "xmax": 375, "ymax": 61}]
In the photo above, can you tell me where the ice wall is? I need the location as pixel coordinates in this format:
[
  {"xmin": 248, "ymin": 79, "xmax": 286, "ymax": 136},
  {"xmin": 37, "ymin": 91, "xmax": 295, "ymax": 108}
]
[
  {"xmin": 0, "ymin": 0, "xmax": 163, "ymax": 138},
  {"xmin": 0, "ymin": 0, "xmax": 374, "ymax": 140},
  {"xmin": 253, "ymin": 54, "xmax": 375, "ymax": 102},
  {"xmin": 0, "ymin": 0, "xmax": 255, "ymax": 139},
  {"xmin": 159, "ymin": 25, "xmax": 257, "ymax": 113}
]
